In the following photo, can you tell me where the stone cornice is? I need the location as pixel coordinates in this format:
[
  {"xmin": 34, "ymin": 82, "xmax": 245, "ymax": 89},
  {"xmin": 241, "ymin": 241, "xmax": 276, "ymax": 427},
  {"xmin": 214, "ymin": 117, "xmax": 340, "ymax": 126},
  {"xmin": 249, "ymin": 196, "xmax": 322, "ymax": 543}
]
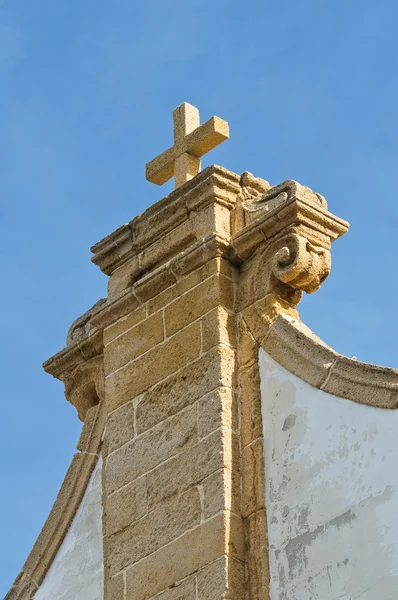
[
  {"xmin": 91, "ymin": 165, "xmax": 241, "ymax": 276},
  {"xmin": 43, "ymin": 328, "xmax": 103, "ymax": 380},
  {"xmin": 259, "ymin": 314, "xmax": 398, "ymax": 409},
  {"xmin": 43, "ymin": 328, "xmax": 104, "ymax": 421},
  {"xmin": 91, "ymin": 233, "xmax": 230, "ymax": 331},
  {"xmin": 5, "ymin": 402, "xmax": 106, "ymax": 600},
  {"xmin": 231, "ymin": 179, "xmax": 349, "ymax": 261}
]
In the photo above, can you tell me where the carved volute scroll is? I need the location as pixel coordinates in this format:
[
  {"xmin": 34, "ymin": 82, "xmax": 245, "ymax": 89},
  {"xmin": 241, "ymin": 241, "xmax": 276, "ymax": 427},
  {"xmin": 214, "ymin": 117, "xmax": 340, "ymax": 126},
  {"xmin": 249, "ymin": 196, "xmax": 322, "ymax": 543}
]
[
  {"xmin": 232, "ymin": 174, "xmax": 349, "ymax": 333},
  {"xmin": 272, "ymin": 233, "xmax": 331, "ymax": 294}
]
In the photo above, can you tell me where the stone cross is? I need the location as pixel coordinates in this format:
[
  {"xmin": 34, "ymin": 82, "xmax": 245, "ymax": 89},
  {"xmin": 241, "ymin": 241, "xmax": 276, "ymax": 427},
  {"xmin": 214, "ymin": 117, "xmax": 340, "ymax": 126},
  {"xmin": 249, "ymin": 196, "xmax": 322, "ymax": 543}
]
[{"xmin": 146, "ymin": 102, "xmax": 229, "ymax": 189}]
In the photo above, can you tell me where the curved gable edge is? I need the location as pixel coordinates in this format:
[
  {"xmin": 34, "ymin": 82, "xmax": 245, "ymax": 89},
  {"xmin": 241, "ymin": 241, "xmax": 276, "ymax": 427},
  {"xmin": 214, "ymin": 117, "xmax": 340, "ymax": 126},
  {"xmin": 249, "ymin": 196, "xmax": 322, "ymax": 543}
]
[
  {"xmin": 5, "ymin": 401, "xmax": 106, "ymax": 600},
  {"xmin": 260, "ymin": 313, "xmax": 398, "ymax": 410}
]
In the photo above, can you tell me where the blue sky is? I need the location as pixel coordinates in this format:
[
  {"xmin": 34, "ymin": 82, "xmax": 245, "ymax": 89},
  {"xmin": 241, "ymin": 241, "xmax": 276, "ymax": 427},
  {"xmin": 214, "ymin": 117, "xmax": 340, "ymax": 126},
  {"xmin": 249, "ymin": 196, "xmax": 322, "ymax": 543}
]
[{"xmin": 1, "ymin": 0, "xmax": 398, "ymax": 594}]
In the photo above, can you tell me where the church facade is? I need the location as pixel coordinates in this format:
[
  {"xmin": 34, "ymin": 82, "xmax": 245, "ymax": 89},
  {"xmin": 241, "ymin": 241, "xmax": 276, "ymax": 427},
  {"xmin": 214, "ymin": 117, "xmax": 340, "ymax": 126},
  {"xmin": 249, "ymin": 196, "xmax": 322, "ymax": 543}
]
[{"xmin": 6, "ymin": 105, "xmax": 398, "ymax": 600}]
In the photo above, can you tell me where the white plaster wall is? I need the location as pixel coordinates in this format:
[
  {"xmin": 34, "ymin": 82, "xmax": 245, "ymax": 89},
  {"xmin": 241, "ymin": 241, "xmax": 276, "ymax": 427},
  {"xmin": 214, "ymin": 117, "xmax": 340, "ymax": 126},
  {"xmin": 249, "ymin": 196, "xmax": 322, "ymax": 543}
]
[
  {"xmin": 34, "ymin": 456, "xmax": 104, "ymax": 600},
  {"xmin": 259, "ymin": 349, "xmax": 398, "ymax": 600}
]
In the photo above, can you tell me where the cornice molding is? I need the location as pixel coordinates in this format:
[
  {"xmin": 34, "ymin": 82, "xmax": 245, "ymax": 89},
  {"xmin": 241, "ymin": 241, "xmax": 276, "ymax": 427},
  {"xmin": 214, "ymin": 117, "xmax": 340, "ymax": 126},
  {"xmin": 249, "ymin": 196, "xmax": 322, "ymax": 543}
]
[
  {"xmin": 91, "ymin": 165, "xmax": 241, "ymax": 276},
  {"xmin": 259, "ymin": 313, "xmax": 398, "ymax": 410},
  {"xmin": 5, "ymin": 403, "xmax": 106, "ymax": 600}
]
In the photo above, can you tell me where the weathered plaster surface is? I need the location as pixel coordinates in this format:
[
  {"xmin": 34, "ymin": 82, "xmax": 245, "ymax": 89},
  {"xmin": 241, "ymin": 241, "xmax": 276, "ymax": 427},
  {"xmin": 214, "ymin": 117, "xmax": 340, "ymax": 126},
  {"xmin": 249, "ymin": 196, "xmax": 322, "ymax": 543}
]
[
  {"xmin": 259, "ymin": 348, "xmax": 398, "ymax": 600},
  {"xmin": 33, "ymin": 457, "xmax": 103, "ymax": 600}
]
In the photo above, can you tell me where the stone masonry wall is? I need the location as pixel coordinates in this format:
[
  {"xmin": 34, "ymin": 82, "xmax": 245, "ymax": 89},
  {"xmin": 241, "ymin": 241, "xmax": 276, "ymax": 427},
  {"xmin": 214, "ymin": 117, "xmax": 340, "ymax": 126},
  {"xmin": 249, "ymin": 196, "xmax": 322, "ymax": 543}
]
[
  {"xmin": 9, "ymin": 166, "xmax": 348, "ymax": 600},
  {"xmin": 102, "ymin": 256, "xmax": 245, "ymax": 600}
]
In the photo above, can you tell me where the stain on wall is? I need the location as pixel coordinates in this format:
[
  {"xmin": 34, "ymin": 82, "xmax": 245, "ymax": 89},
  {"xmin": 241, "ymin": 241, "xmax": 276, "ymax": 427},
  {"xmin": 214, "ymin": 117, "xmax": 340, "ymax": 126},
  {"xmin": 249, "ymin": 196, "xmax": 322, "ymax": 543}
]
[
  {"xmin": 33, "ymin": 457, "xmax": 103, "ymax": 600},
  {"xmin": 259, "ymin": 349, "xmax": 398, "ymax": 599}
]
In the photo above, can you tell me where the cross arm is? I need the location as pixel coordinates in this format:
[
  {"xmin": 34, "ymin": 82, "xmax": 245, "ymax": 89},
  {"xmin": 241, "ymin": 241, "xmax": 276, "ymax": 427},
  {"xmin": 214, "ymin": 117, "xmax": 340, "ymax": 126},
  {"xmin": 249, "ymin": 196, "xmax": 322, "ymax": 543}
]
[
  {"xmin": 145, "ymin": 145, "xmax": 176, "ymax": 186},
  {"xmin": 184, "ymin": 116, "xmax": 229, "ymax": 157}
]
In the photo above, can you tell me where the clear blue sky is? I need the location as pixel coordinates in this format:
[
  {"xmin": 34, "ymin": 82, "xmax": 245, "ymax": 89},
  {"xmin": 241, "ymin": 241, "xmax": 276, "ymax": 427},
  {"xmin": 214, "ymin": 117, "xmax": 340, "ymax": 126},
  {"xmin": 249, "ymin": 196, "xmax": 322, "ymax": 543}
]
[{"xmin": 1, "ymin": 0, "xmax": 398, "ymax": 594}]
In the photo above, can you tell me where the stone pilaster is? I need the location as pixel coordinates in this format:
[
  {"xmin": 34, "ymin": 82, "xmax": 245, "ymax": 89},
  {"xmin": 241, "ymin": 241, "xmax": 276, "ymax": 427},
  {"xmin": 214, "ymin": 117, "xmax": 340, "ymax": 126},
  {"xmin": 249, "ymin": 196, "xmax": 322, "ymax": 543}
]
[{"xmin": 43, "ymin": 165, "xmax": 348, "ymax": 600}]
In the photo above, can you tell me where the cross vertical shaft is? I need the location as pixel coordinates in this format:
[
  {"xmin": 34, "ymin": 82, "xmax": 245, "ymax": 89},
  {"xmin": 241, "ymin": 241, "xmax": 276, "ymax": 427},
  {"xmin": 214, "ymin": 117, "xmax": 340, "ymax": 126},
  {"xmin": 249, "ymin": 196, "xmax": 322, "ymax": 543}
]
[
  {"xmin": 146, "ymin": 102, "xmax": 229, "ymax": 189},
  {"xmin": 173, "ymin": 103, "xmax": 201, "ymax": 189}
]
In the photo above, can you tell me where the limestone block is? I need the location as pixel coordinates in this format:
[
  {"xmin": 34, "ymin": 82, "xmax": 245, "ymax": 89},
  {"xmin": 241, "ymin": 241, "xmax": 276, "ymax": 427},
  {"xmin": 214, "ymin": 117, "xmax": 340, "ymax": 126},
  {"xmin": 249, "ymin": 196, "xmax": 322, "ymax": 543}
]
[
  {"xmin": 4, "ymin": 571, "xmax": 38, "ymax": 600},
  {"xmin": 197, "ymin": 556, "xmax": 245, "ymax": 600},
  {"xmin": 21, "ymin": 452, "xmax": 98, "ymax": 586},
  {"xmin": 102, "ymin": 400, "xmax": 134, "ymax": 457},
  {"xmin": 76, "ymin": 403, "xmax": 102, "ymax": 452},
  {"xmin": 164, "ymin": 274, "xmax": 234, "ymax": 337},
  {"xmin": 105, "ymin": 404, "xmax": 197, "ymax": 495},
  {"xmin": 151, "ymin": 576, "xmax": 196, "ymax": 600},
  {"xmin": 105, "ymin": 572, "xmax": 124, "ymax": 600},
  {"xmin": 104, "ymin": 305, "xmax": 147, "ymax": 345},
  {"xmin": 136, "ymin": 346, "xmax": 235, "ymax": 435},
  {"xmin": 239, "ymin": 363, "xmax": 263, "ymax": 449},
  {"xmin": 201, "ymin": 307, "xmax": 235, "ymax": 354},
  {"xmin": 244, "ymin": 509, "xmax": 270, "ymax": 600},
  {"xmin": 242, "ymin": 438, "xmax": 266, "ymax": 518},
  {"xmin": 201, "ymin": 468, "xmax": 241, "ymax": 519},
  {"xmin": 139, "ymin": 219, "xmax": 197, "ymax": 274},
  {"xmin": 134, "ymin": 266, "xmax": 177, "ymax": 304},
  {"xmin": 105, "ymin": 321, "xmax": 201, "ymax": 411},
  {"xmin": 145, "ymin": 259, "xmax": 227, "ymax": 316},
  {"xmin": 134, "ymin": 197, "xmax": 188, "ymax": 251},
  {"xmin": 197, "ymin": 387, "xmax": 237, "ymax": 439},
  {"xmin": 106, "ymin": 487, "xmax": 201, "ymax": 576},
  {"xmin": 125, "ymin": 513, "xmax": 243, "ymax": 600},
  {"xmin": 146, "ymin": 428, "xmax": 239, "ymax": 510},
  {"xmin": 107, "ymin": 256, "xmax": 140, "ymax": 300},
  {"xmin": 105, "ymin": 476, "xmax": 147, "ymax": 537},
  {"xmin": 104, "ymin": 311, "xmax": 164, "ymax": 375},
  {"xmin": 238, "ymin": 318, "xmax": 258, "ymax": 371}
]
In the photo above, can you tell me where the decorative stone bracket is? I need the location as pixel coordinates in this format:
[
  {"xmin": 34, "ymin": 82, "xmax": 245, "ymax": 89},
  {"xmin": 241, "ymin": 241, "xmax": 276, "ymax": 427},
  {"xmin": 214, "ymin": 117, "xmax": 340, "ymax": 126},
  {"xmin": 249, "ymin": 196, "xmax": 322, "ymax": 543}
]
[
  {"xmin": 232, "ymin": 172, "xmax": 348, "ymax": 330},
  {"xmin": 43, "ymin": 309, "xmax": 104, "ymax": 421}
]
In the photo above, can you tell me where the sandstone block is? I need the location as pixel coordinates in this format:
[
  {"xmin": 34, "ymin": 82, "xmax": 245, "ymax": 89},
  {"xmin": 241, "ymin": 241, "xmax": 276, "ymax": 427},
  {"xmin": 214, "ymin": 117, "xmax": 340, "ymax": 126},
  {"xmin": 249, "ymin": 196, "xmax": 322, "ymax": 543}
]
[
  {"xmin": 106, "ymin": 322, "xmax": 201, "ymax": 411},
  {"xmin": 147, "ymin": 428, "xmax": 239, "ymax": 509},
  {"xmin": 197, "ymin": 555, "xmax": 245, "ymax": 600},
  {"xmin": 125, "ymin": 512, "xmax": 243, "ymax": 600},
  {"xmin": 107, "ymin": 487, "xmax": 201, "ymax": 576},
  {"xmin": 105, "ymin": 476, "xmax": 147, "ymax": 537},
  {"xmin": 136, "ymin": 345, "xmax": 235, "ymax": 435},
  {"xmin": 104, "ymin": 311, "xmax": 164, "ymax": 375},
  {"xmin": 165, "ymin": 274, "xmax": 234, "ymax": 337},
  {"xmin": 197, "ymin": 387, "xmax": 237, "ymax": 439},
  {"xmin": 106, "ymin": 404, "xmax": 197, "ymax": 495}
]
